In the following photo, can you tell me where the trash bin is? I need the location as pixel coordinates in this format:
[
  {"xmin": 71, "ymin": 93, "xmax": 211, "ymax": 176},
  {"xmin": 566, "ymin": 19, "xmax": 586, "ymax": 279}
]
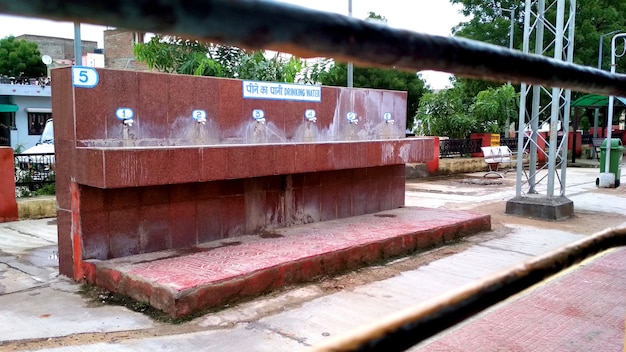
[{"xmin": 598, "ymin": 138, "xmax": 624, "ymax": 187}]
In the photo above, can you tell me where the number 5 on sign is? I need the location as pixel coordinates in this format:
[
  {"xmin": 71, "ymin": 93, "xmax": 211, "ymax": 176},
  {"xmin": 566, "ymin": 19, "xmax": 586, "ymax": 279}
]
[{"xmin": 72, "ymin": 66, "xmax": 99, "ymax": 88}]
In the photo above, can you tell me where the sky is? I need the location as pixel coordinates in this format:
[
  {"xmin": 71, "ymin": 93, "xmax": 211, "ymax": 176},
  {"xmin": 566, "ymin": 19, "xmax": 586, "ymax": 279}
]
[{"xmin": 0, "ymin": 0, "xmax": 468, "ymax": 89}]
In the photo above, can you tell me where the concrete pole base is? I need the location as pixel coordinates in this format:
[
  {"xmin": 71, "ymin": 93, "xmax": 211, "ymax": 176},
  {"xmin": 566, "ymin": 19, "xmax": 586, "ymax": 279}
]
[
  {"xmin": 597, "ymin": 172, "xmax": 616, "ymax": 188},
  {"xmin": 505, "ymin": 196, "xmax": 574, "ymax": 221}
]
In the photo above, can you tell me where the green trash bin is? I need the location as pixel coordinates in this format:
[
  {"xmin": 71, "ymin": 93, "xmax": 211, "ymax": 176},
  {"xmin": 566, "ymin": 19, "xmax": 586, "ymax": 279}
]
[{"xmin": 599, "ymin": 138, "xmax": 624, "ymax": 187}]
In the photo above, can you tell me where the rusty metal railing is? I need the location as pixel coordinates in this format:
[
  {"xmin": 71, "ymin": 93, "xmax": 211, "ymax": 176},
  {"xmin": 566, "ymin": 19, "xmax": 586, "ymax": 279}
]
[
  {"xmin": 2, "ymin": 0, "xmax": 626, "ymax": 96},
  {"xmin": 1, "ymin": 1, "xmax": 625, "ymax": 351},
  {"xmin": 312, "ymin": 226, "xmax": 626, "ymax": 351}
]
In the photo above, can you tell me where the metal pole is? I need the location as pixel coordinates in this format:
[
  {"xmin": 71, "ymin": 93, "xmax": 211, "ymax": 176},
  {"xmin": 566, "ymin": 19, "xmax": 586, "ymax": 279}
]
[
  {"xmin": 528, "ymin": 0, "xmax": 546, "ymax": 194},
  {"xmin": 595, "ymin": 30, "xmax": 622, "ymax": 142},
  {"xmin": 347, "ymin": 0, "xmax": 353, "ymax": 88},
  {"xmin": 73, "ymin": 22, "xmax": 81, "ymax": 65},
  {"xmin": 594, "ymin": 38, "xmax": 603, "ymax": 140},
  {"xmin": 509, "ymin": 8, "xmax": 515, "ymax": 50},
  {"xmin": 602, "ymin": 33, "xmax": 625, "ymax": 185},
  {"xmin": 560, "ymin": 0, "xmax": 576, "ymax": 196},
  {"xmin": 546, "ymin": 0, "xmax": 566, "ymax": 198},
  {"xmin": 515, "ymin": 0, "xmax": 533, "ymax": 197}
]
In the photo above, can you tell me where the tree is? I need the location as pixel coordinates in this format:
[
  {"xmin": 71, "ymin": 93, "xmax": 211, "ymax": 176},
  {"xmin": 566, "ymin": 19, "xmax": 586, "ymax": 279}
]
[
  {"xmin": 452, "ymin": 0, "xmax": 626, "ymax": 70},
  {"xmin": 471, "ymin": 84, "xmax": 519, "ymax": 133},
  {"xmin": 451, "ymin": 0, "xmax": 626, "ymax": 103},
  {"xmin": 414, "ymin": 88, "xmax": 476, "ymax": 139},
  {"xmin": 414, "ymin": 83, "xmax": 518, "ymax": 138},
  {"xmin": 0, "ymin": 36, "xmax": 46, "ymax": 78},
  {"xmin": 133, "ymin": 35, "xmax": 309, "ymax": 83}
]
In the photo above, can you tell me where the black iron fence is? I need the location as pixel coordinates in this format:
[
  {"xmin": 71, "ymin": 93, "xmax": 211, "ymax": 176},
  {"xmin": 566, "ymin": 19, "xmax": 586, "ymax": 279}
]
[
  {"xmin": 439, "ymin": 138, "xmax": 482, "ymax": 157},
  {"xmin": 581, "ymin": 133, "xmax": 593, "ymax": 145},
  {"xmin": 14, "ymin": 152, "xmax": 55, "ymax": 192}
]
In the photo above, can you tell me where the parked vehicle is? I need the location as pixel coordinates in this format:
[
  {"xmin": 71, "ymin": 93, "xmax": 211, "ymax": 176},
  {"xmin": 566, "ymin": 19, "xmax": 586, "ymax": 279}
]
[{"xmin": 15, "ymin": 119, "xmax": 55, "ymax": 180}]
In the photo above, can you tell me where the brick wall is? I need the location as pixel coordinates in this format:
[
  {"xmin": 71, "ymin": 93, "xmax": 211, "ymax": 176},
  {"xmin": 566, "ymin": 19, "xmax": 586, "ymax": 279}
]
[
  {"xmin": 16, "ymin": 34, "xmax": 97, "ymax": 62},
  {"xmin": 103, "ymin": 29, "xmax": 148, "ymax": 70}
]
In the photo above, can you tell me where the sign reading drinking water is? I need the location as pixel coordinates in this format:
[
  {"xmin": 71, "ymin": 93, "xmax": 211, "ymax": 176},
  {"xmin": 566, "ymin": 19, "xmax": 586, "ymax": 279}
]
[{"xmin": 243, "ymin": 81, "xmax": 321, "ymax": 102}]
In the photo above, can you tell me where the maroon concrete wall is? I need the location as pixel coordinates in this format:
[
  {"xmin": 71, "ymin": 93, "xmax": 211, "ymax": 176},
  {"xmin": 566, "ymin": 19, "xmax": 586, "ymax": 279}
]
[
  {"xmin": 52, "ymin": 68, "xmax": 435, "ymax": 279},
  {"xmin": 0, "ymin": 147, "xmax": 18, "ymax": 223}
]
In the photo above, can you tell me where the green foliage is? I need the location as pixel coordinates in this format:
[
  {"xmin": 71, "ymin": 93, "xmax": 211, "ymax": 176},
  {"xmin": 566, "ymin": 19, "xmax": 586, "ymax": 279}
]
[
  {"xmin": 134, "ymin": 35, "xmax": 211, "ymax": 74},
  {"xmin": 452, "ymin": 0, "xmax": 626, "ymax": 70},
  {"xmin": 0, "ymin": 36, "xmax": 46, "ymax": 78},
  {"xmin": 13, "ymin": 143, "xmax": 26, "ymax": 154},
  {"xmin": 414, "ymin": 89, "xmax": 476, "ymax": 139},
  {"xmin": 14, "ymin": 170, "xmax": 55, "ymax": 197},
  {"xmin": 366, "ymin": 12, "xmax": 387, "ymax": 23},
  {"xmin": 414, "ymin": 83, "xmax": 518, "ymax": 138},
  {"xmin": 133, "ymin": 35, "xmax": 309, "ymax": 83},
  {"xmin": 451, "ymin": 0, "xmax": 626, "ymax": 107},
  {"xmin": 472, "ymin": 84, "xmax": 518, "ymax": 133},
  {"xmin": 578, "ymin": 112, "xmax": 591, "ymax": 131}
]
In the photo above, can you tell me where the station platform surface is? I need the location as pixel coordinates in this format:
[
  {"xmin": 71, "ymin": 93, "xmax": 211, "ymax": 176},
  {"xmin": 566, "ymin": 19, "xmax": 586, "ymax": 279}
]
[
  {"xmin": 415, "ymin": 246, "xmax": 626, "ymax": 351},
  {"xmin": 84, "ymin": 206, "xmax": 490, "ymax": 317}
]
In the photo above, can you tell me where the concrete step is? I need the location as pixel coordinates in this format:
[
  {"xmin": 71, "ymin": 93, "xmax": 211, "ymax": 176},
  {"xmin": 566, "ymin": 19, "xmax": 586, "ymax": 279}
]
[{"xmin": 84, "ymin": 207, "xmax": 490, "ymax": 318}]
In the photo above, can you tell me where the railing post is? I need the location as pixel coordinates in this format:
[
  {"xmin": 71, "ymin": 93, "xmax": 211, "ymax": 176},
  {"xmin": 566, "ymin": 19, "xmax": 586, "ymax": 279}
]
[{"xmin": 0, "ymin": 147, "xmax": 18, "ymax": 222}]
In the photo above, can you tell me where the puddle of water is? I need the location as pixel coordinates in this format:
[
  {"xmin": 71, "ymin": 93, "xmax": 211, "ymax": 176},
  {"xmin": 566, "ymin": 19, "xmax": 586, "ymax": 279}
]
[{"xmin": 24, "ymin": 245, "xmax": 59, "ymax": 268}]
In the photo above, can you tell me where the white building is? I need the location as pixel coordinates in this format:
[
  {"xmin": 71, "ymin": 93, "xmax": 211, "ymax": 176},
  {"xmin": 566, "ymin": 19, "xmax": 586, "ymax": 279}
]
[
  {"xmin": 0, "ymin": 83, "xmax": 51, "ymax": 150},
  {"xmin": 1, "ymin": 35, "xmax": 104, "ymax": 150}
]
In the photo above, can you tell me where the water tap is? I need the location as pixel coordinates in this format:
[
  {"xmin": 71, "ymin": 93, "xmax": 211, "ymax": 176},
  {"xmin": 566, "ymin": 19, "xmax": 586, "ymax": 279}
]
[
  {"xmin": 346, "ymin": 112, "xmax": 358, "ymax": 125},
  {"xmin": 193, "ymin": 110, "xmax": 207, "ymax": 125},
  {"xmin": 123, "ymin": 119, "xmax": 134, "ymax": 127},
  {"xmin": 305, "ymin": 109, "xmax": 317, "ymax": 123},
  {"xmin": 385, "ymin": 119, "xmax": 395, "ymax": 125},
  {"xmin": 253, "ymin": 109, "xmax": 266, "ymax": 124}
]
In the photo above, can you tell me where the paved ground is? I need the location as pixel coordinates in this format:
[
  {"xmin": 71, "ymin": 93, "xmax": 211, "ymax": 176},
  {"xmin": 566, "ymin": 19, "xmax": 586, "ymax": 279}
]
[{"xmin": 0, "ymin": 165, "xmax": 625, "ymax": 351}]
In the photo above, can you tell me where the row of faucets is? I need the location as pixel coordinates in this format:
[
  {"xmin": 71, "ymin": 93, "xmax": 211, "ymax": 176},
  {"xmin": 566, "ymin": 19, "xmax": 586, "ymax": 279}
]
[{"xmin": 116, "ymin": 108, "xmax": 395, "ymax": 127}]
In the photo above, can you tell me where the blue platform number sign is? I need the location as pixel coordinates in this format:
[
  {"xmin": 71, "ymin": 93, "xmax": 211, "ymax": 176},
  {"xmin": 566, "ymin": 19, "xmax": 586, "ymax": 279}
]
[
  {"xmin": 192, "ymin": 110, "xmax": 207, "ymax": 121},
  {"xmin": 346, "ymin": 112, "xmax": 357, "ymax": 122},
  {"xmin": 115, "ymin": 108, "xmax": 134, "ymax": 121},
  {"xmin": 72, "ymin": 66, "xmax": 99, "ymax": 88},
  {"xmin": 252, "ymin": 109, "xmax": 265, "ymax": 121},
  {"xmin": 305, "ymin": 109, "xmax": 316, "ymax": 121},
  {"xmin": 383, "ymin": 112, "xmax": 393, "ymax": 121}
]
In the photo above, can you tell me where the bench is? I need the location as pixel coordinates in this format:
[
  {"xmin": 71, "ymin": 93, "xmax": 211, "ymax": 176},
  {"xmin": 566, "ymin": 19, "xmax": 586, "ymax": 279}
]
[
  {"xmin": 591, "ymin": 138, "xmax": 603, "ymax": 160},
  {"xmin": 481, "ymin": 146, "xmax": 513, "ymax": 178}
]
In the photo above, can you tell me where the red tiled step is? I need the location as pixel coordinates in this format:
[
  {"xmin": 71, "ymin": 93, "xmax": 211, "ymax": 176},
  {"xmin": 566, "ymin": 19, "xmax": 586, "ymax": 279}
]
[{"xmin": 84, "ymin": 207, "xmax": 490, "ymax": 317}]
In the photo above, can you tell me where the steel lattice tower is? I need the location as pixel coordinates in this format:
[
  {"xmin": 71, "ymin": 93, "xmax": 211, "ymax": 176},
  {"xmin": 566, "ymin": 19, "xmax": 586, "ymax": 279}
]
[{"xmin": 507, "ymin": 0, "xmax": 576, "ymax": 219}]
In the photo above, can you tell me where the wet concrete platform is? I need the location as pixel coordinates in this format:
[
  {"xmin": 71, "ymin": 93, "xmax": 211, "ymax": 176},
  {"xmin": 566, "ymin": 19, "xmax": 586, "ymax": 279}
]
[{"xmin": 84, "ymin": 206, "xmax": 490, "ymax": 317}]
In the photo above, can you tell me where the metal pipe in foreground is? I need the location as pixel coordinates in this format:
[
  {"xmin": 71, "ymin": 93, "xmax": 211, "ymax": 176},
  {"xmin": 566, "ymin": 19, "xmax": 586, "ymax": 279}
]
[
  {"xmin": 311, "ymin": 226, "xmax": 626, "ymax": 352},
  {"xmin": 1, "ymin": 0, "xmax": 626, "ymax": 96}
]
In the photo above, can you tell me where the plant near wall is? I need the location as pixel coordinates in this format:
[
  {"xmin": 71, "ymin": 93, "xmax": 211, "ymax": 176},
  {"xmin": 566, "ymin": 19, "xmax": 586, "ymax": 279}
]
[
  {"xmin": 133, "ymin": 35, "xmax": 311, "ymax": 83},
  {"xmin": 471, "ymin": 84, "xmax": 519, "ymax": 134},
  {"xmin": 414, "ymin": 88, "xmax": 476, "ymax": 139}
]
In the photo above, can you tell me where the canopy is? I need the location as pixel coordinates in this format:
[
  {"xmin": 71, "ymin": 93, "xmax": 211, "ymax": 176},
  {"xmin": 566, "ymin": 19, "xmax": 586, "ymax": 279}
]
[
  {"xmin": 0, "ymin": 104, "xmax": 18, "ymax": 113},
  {"xmin": 571, "ymin": 94, "xmax": 626, "ymax": 108}
]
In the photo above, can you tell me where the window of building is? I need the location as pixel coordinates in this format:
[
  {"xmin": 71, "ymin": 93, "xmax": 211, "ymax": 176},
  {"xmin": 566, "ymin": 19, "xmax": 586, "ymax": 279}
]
[
  {"xmin": 28, "ymin": 112, "xmax": 52, "ymax": 135},
  {"xmin": 0, "ymin": 113, "xmax": 13, "ymax": 147}
]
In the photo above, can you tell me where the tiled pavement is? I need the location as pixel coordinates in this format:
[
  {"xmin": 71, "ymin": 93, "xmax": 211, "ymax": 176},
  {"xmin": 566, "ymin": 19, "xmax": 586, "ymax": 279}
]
[
  {"xmin": 414, "ymin": 247, "xmax": 626, "ymax": 351},
  {"xmin": 85, "ymin": 206, "xmax": 490, "ymax": 317}
]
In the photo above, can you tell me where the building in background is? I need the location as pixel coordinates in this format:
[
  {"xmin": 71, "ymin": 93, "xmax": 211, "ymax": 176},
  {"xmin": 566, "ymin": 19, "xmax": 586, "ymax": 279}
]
[
  {"xmin": 103, "ymin": 29, "xmax": 148, "ymax": 71},
  {"xmin": 2, "ymin": 30, "xmax": 151, "ymax": 149},
  {"xmin": 1, "ymin": 35, "xmax": 103, "ymax": 149}
]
